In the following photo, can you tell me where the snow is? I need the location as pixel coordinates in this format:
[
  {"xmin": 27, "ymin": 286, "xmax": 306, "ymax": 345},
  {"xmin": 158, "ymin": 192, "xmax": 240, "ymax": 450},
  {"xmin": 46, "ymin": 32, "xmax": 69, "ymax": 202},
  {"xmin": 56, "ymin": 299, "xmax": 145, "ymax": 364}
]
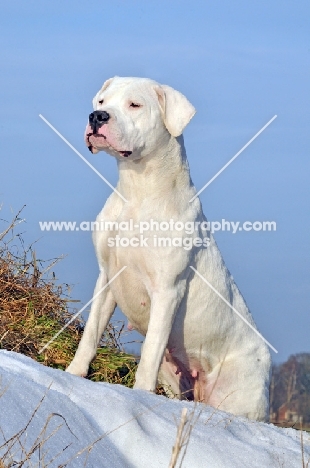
[{"xmin": 0, "ymin": 350, "xmax": 309, "ymax": 467}]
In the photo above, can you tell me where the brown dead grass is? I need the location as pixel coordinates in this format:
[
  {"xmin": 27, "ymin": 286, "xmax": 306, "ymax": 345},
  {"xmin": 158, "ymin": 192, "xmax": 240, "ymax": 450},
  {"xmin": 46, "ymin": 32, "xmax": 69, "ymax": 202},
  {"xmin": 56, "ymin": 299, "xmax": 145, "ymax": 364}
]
[
  {"xmin": 0, "ymin": 208, "xmax": 137, "ymax": 385},
  {"xmin": 0, "ymin": 208, "xmax": 83, "ymax": 367},
  {"xmin": 0, "ymin": 207, "xmax": 140, "ymax": 466}
]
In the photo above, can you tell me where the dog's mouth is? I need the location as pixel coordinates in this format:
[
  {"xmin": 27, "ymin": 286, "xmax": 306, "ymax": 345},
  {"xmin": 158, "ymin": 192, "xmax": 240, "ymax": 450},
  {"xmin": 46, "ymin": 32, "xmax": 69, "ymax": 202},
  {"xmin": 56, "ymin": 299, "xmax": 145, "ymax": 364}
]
[{"xmin": 86, "ymin": 132, "xmax": 132, "ymax": 158}]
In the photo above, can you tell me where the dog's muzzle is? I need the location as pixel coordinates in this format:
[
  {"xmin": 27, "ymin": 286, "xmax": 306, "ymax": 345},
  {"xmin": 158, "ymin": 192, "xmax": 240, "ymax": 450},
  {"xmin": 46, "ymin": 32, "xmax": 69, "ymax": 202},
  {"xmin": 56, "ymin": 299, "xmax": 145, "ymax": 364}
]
[
  {"xmin": 86, "ymin": 110, "xmax": 132, "ymax": 157},
  {"xmin": 89, "ymin": 110, "xmax": 110, "ymax": 134}
]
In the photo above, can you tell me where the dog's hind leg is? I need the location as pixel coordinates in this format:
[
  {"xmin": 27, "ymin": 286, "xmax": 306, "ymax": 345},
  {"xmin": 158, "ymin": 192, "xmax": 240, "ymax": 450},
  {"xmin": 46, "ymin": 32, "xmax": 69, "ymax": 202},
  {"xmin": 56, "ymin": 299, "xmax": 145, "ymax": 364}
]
[{"xmin": 158, "ymin": 350, "xmax": 194, "ymax": 400}]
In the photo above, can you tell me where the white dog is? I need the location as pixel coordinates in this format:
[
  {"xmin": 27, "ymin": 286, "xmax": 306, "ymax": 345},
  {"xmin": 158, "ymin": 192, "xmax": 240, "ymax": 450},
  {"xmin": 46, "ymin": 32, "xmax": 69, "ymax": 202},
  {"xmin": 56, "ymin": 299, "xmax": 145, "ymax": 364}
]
[{"xmin": 66, "ymin": 77, "xmax": 271, "ymax": 421}]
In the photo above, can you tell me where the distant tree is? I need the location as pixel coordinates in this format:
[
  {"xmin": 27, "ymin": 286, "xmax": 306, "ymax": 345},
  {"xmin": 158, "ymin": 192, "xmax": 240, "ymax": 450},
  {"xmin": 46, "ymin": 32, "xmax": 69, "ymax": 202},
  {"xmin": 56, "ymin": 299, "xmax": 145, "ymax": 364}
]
[{"xmin": 270, "ymin": 353, "xmax": 310, "ymax": 423}]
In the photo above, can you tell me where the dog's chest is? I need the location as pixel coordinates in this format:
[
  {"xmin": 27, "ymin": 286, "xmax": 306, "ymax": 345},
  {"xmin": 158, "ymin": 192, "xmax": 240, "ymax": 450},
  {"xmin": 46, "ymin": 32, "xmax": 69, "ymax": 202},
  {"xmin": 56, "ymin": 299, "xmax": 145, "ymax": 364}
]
[
  {"xmin": 94, "ymin": 207, "xmax": 157, "ymax": 333},
  {"xmin": 95, "ymin": 206, "xmax": 146, "ymax": 264}
]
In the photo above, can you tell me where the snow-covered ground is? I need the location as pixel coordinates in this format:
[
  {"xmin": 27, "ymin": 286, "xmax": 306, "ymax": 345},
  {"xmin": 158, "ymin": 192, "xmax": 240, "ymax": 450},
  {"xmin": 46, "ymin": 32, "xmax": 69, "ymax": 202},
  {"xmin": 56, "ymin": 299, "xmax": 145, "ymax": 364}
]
[{"xmin": 0, "ymin": 350, "xmax": 309, "ymax": 468}]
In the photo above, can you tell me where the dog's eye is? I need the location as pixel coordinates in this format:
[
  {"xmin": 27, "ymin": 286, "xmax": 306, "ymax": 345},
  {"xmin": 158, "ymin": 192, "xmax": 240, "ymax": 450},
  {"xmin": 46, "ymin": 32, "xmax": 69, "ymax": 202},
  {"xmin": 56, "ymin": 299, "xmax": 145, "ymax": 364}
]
[
  {"xmin": 98, "ymin": 99, "xmax": 104, "ymax": 104},
  {"xmin": 130, "ymin": 102, "xmax": 141, "ymax": 108}
]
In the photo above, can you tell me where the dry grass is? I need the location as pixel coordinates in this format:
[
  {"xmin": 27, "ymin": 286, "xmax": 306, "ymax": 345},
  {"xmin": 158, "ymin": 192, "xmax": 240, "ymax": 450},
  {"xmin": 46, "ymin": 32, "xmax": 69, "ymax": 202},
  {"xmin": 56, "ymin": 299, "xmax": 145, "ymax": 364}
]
[
  {"xmin": 169, "ymin": 407, "xmax": 191, "ymax": 468},
  {"xmin": 0, "ymin": 207, "xmax": 139, "ymax": 465},
  {"xmin": 0, "ymin": 208, "xmax": 137, "ymax": 386},
  {"xmin": 0, "ymin": 389, "xmax": 76, "ymax": 467}
]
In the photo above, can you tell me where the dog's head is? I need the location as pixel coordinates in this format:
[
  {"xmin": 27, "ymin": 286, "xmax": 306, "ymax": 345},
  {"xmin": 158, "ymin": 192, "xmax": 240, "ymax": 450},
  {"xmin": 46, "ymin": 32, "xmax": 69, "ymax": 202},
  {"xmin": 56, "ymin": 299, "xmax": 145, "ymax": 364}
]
[{"xmin": 85, "ymin": 77, "xmax": 196, "ymax": 160}]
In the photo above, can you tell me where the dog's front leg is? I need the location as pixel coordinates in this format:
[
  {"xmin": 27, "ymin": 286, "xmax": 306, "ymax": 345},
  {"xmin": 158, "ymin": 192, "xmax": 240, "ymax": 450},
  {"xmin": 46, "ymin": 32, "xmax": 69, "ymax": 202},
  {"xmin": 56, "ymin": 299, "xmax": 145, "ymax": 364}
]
[
  {"xmin": 66, "ymin": 269, "xmax": 116, "ymax": 377},
  {"xmin": 134, "ymin": 287, "xmax": 183, "ymax": 392}
]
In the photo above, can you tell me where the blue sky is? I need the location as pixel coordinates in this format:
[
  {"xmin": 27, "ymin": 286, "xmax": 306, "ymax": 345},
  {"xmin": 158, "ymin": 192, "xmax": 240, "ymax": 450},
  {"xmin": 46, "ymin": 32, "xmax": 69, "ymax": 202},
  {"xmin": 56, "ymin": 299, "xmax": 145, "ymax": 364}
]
[{"xmin": 0, "ymin": 1, "xmax": 309, "ymax": 363}]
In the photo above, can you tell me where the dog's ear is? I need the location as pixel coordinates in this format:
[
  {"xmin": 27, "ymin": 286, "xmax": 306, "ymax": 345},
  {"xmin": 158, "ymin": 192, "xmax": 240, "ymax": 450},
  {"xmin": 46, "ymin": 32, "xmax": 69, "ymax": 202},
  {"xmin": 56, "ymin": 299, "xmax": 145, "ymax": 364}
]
[
  {"xmin": 154, "ymin": 84, "xmax": 196, "ymax": 137},
  {"xmin": 92, "ymin": 77, "xmax": 116, "ymax": 109}
]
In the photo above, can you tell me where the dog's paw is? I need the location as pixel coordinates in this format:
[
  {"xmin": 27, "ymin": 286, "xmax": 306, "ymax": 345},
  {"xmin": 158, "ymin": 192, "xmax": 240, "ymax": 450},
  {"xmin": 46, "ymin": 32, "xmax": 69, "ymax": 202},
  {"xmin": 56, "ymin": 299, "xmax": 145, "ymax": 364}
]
[
  {"xmin": 133, "ymin": 380, "xmax": 155, "ymax": 393},
  {"xmin": 65, "ymin": 361, "xmax": 88, "ymax": 377}
]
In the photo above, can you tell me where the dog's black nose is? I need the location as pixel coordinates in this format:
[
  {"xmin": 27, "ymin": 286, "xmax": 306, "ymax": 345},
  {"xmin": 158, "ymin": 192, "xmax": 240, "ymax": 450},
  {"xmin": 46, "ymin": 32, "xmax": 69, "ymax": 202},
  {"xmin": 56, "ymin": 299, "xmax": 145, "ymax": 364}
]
[{"xmin": 89, "ymin": 110, "xmax": 110, "ymax": 133}]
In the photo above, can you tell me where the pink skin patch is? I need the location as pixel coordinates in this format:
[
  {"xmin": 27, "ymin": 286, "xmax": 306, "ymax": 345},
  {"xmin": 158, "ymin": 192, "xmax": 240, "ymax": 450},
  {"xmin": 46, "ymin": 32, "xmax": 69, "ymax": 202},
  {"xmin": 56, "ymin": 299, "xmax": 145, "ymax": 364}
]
[
  {"xmin": 127, "ymin": 322, "xmax": 134, "ymax": 331},
  {"xmin": 191, "ymin": 369, "xmax": 199, "ymax": 379},
  {"xmin": 85, "ymin": 123, "xmax": 132, "ymax": 157},
  {"xmin": 161, "ymin": 350, "xmax": 209, "ymax": 402}
]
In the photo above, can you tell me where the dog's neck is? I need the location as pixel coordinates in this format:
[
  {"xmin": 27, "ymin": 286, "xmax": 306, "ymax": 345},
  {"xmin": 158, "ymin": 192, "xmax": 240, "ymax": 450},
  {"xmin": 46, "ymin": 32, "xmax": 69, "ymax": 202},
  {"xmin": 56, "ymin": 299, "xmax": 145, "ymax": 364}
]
[{"xmin": 116, "ymin": 135, "xmax": 195, "ymax": 204}]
